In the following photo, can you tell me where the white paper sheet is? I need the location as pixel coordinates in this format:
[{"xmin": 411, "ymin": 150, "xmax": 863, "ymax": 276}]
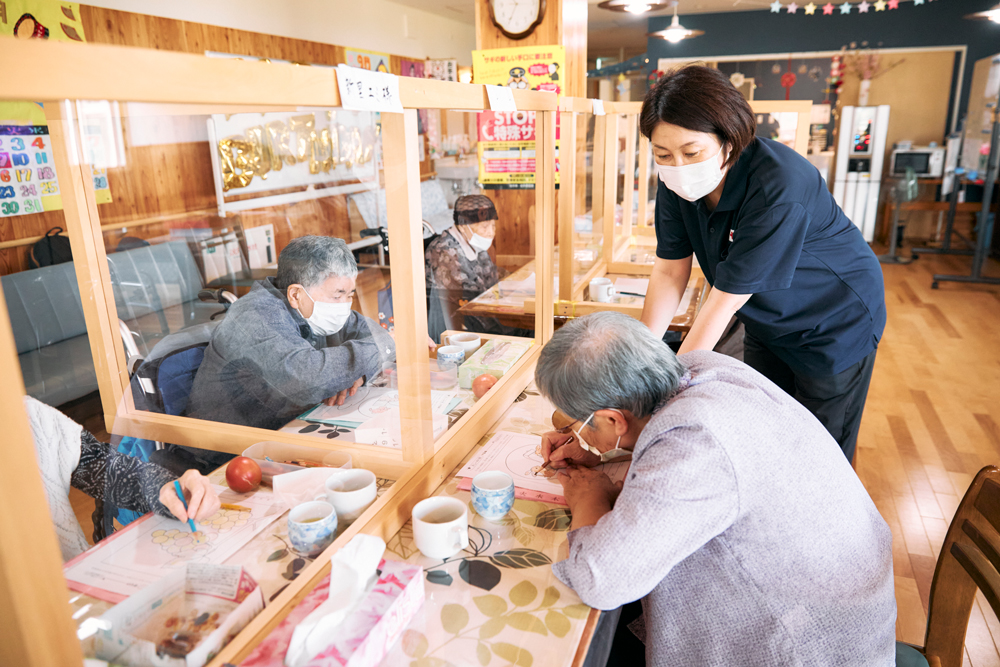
[
  {"xmin": 612, "ymin": 277, "xmax": 649, "ymax": 296},
  {"xmin": 457, "ymin": 431, "xmax": 630, "ymax": 497},
  {"xmin": 64, "ymin": 486, "xmax": 285, "ymax": 602},
  {"xmin": 299, "ymin": 387, "xmax": 457, "ymax": 426}
]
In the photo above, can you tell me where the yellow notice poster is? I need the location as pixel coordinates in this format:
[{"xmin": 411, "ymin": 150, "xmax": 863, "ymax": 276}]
[
  {"xmin": 472, "ymin": 46, "xmax": 564, "ymax": 189},
  {"xmin": 0, "ymin": 2, "xmax": 110, "ymax": 213}
]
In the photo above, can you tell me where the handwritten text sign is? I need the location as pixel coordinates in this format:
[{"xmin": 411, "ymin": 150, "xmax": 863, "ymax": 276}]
[
  {"xmin": 336, "ymin": 65, "xmax": 403, "ymax": 114},
  {"xmin": 486, "ymin": 85, "xmax": 517, "ymax": 112}
]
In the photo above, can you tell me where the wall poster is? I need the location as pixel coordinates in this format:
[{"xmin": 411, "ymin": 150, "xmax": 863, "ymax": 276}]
[{"xmin": 472, "ymin": 46, "xmax": 565, "ymax": 190}]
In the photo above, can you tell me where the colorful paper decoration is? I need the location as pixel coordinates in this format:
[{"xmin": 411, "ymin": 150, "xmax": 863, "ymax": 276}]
[
  {"xmin": 805, "ymin": 2, "xmax": 817, "ymax": 13},
  {"xmin": 770, "ymin": 0, "xmax": 917, "ymax": 14}
]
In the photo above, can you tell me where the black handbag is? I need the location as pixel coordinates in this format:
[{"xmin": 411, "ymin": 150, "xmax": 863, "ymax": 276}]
[{"xmin": 27, "ymin": 226, "xmax": 73, "ymax": 268}]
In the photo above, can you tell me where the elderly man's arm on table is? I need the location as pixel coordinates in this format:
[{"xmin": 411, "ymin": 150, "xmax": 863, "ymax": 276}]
[{"xmin": 553, "ymin": 425, "xmax": 738, "ymax": 610}]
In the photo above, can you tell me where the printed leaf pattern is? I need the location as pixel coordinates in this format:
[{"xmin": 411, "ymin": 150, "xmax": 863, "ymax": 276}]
[
  {"xmin": 545, "ymin": 610, "xmax": 571, "ymax": 638},
  {"xmin": 508, "ymin": 580, "xmax": 537, "ymax": 607},
  {"xmin": 492, "ymin": 642, "xmax": 533, "ymax": 667},
  {"xmin": 266, "ymin": 548, "xmax": 288, "ymax": 562},
  {"xmin": 441, "ymin": 604, "xmax": 469, "ymax": 634},
  {"xmin": 490, "ymin": 549, "xmax": 553, "ymax": 569},
  {"xmin": 533, "ymin": 508, "xmax": 573, "ymax": 532},
  {"xmin": 477, "ymin": 641, "xmax": 492, "ymax": 666},
  {"xmin": 540, "ymin": 586, "xmax": 561, "ymax": 608},
  {"xmin": 474, "ymin": 594, "xmax": 508, "ymax": 617},
  {"xmin": 460, "ymin": 559, "xmax": 503, "ymax": 591},
  {"xmin": 506, "ymin": 612, "xmax": 548, "ymax": 635},
  {"xmin": 402, "ymin": 629, "xmax": 429, "ymax": 659},
  {"xmin": 426, "ymin": 569, "xmax": 454, "ymax": 586},
  {"xmin": 479, "ymin": 617, "xmax": 506, "ymax": 639},
  {"xmin": 562, "ymin": 603, "xmax": 591, "ymax": 619}
]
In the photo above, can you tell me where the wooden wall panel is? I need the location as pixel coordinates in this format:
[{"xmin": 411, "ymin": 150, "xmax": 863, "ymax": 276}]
[{"xmin": 0, "ymin": 5, "xmax": 428, "ymax": 276}]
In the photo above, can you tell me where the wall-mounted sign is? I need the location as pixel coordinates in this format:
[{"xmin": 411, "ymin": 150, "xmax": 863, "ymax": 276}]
[
  {"xmin": 208, "ymin": 109, "xmax": 379, "ymax": 215},
  {"xmin": 336, "ymin": 65, "xmax": 404, "ymax": 113},
  {"xmin": 425, "ymin": 59, "xmax": 458, "ymax": 82},
  {"xmin": 0, "ymin": 125, "xmax": 60, "ymax": 217},
  {"xmin": 477, "ymin": 111, "xmax": 537, "ymax": 190},
  {"xmin": 346, "ymin": 49, "xmax": 390, "ymax": 72}
]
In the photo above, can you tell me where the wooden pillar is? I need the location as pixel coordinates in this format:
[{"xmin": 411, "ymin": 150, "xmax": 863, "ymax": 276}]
[
  {"xmin": 474, "ymin": 0, "xmax": 588, "ymax": 259},
  {"xmin": 535, "ymin": 109, "xmax": 557, "ymax": 343},
  {"xmin": 557, "ymin": 109, "xmax": 576, "ymax": 302},
  {"xmin": 382, "ymin": 110, "xmax": 435, "ymax": 463},
  {"xmin": 0, "ymin": 288, "xmax": 84, "ymax": 667}
]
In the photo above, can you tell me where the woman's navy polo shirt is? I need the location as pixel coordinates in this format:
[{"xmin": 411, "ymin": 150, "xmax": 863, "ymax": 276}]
[{"xmin": 655, "ymin": 137, "xmax": 886, "ymax": 377}]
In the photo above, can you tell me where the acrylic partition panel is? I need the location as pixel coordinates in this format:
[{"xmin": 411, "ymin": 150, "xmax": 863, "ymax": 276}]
[
  {"xmin": 603, "ymin": 102, "xmax": 656, "ymax": 275},
  {"xmin": 749, "ymin": 100, "xmax": 812, "ymax": 157}
]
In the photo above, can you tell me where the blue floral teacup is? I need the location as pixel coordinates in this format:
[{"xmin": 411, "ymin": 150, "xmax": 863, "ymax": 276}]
[
  {"xmin": 472, "ymin": 471, "xmax": 515, "ymax": 521},
  {"xmin": 288, "ymin": 500, "xmax": 337, "ymax": 557}
]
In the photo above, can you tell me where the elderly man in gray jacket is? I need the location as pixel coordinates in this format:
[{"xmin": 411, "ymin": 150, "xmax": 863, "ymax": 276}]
[
  {"xmin": 187, "ymin": 236, "xmax": 394, "ymax": 430},
  {"xmin": 537, "ymin": 312, "xmax": 895, "ymax": 666}
]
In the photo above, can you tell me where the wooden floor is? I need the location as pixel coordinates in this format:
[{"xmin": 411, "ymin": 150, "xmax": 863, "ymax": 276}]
[{"xmin": 856, "ymin": 249, "xmax": 1000, "ymax": 666}]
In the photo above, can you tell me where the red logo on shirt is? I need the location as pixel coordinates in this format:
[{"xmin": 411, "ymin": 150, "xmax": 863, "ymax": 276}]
[{"xmin": 729, "ymin": 229, "xmax": 735, "ymax": 243}]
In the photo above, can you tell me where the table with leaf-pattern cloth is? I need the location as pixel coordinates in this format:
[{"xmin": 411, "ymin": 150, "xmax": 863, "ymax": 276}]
[{"xmin": 378, "ymin": 381, "xmax": 597, "ymax": 667}]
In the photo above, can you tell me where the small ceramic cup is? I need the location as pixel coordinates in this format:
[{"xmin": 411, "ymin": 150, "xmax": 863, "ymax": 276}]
[
  {"xmin": 443, "ymin": 332, "xmax": 482, "ymax": 355},
  {"xmin": 412, "ymin": 497, "xmax": 469, "ymax": 559},
  {"xmin": 437, "ymin": 345, "xmax": 466, "ymax": 368},
  {"xmin": 316, "ymin": 469, "xmax": 377, "ymax": 525},
  {"xmin": 589, "ymin": 277, "xmax": 616, "ymax": 303},
  {"xmin": 288, "ymin": 501, "xmax": 337, "ymax": 557},
  {"xmin": 471, "ymin": 471, "xmax": 515, "ymax": 521}
]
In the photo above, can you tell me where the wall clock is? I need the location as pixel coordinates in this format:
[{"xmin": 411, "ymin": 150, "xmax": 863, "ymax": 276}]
[{"xmin": 487, "ymin": 0, "xmax": 546, "ymax": 40}]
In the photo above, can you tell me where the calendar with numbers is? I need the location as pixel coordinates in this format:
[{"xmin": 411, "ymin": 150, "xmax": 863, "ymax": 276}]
[
  {"xmin": 0, "ymin": 124, "xmax": 112, "ymax": 217},
  {"xmin": 0, "ymin": 124, "xmax": 61, "ymax": 217}
]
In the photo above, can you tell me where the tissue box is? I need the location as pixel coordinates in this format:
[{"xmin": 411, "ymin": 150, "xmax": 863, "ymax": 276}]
[
  {"xmin": 240, "ymin": 559, "xmax": 424, "ymax": 667},
  {"xmin": 458, "ymin": 338, "xmax": 532, "ymax": 389},
  {"xmin": 94, "ymin": 564, "xmax": 263, "ymax": 667}
]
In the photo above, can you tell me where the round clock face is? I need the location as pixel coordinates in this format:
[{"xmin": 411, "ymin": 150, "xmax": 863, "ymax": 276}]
[{"xmin": 492, "ymin": 0, "xmax": 542, "ymax": 37}]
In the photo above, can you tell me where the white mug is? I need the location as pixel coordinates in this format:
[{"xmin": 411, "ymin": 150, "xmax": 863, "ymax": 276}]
[
  {"xmin": 315, "ymin": 469, "xmax": 377, "ymax": 524},
  {"xmin": 443, "ymin": 332, "xmax": 482, "ymax": 355},
  {"xmin": 412, "ymin": 496, "xmax": 469, "ymax": 559},
  {"xmin": 589, "ymin": 277, "xmax": 616, "ymax": 303}
]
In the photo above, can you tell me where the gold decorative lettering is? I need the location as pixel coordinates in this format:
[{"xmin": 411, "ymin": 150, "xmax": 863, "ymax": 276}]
[
  {"xmin": 265, "ymin": 120, "xmax": 294, "ymax": 169},
  {"xmin": 245, "ymin": 125, "xmax": 272, "ymax": 180},
  {"xmin": 289, "ymin": 114, "xmax": 315, "ymax": 164},
  {"xmin": 218, "ymin": 136, "xmax": 255, "ymax": 191}
]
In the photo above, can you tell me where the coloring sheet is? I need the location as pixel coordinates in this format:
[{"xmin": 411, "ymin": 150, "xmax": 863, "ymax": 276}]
[
  {"xmin": 457, "ymin": 431, "xmax": 630, "ymax": 499},
  {"xmin": 299, "ymin": 387, "xmax": 458, "ymax": 426},
  {"xmin": 64, "ymin": 486, "xmax": 285, "ymax": 602}
]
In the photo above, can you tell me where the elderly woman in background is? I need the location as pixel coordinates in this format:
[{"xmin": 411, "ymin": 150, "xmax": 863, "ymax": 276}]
[
  {"xmin": 425, "ymin": 195, "xmax": 529, "ymax": 342},
  {"xmin": 536, "ymin": 312, "xmax": 896, "ymax": 667}
]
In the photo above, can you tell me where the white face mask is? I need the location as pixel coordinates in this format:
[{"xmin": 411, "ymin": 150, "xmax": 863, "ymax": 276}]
[
  {"xmin": 574, "ymin": 410, "xmax": 631, "ymax": 463},
  {"xmin": 300, "ymin": 289, "xmax": 352, "ymax": 336},
  {"xmin": 655, "ymin": 145, "xmax": 728, "ymax": 202},
  {"xmin": 468, "ymin": 232, "xmax": 493, "ymax": 253}
]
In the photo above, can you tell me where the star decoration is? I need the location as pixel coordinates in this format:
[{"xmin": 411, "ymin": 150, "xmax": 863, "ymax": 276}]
[
  {"xmin": 858, "ymin": 0, "xmax": 870, "ymax": 11},
  {"xmin": 805, "ymin": 2, "xmax": 817, "ymax": 12},
  {"xmin": 874, "ymin": 0, "xmax": 886, "ymax": 10},
  {"xmin": 840, "ymin": 1, "xmax": 852, "ymax": 13},
  {"xmin": 887, "ymin": 0, "xmax": 898, "ymax": 7},
  {"xmin": 913, "ymin": 0, "xmax": 923, "ymax": 4},
  {"xmin": 771, "ymin": 0, "xmax": 782, "ymax": 11},
  {"xmin": 787, "ymin": 2, "xmax": 798, "ymax": 12},
  {"xmin": 822, "ymin": 2, "xmax": 835, "ymax": 13}
]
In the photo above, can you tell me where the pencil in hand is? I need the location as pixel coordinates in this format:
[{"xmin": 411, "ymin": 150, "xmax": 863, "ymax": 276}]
[{"xmin": 173, "ymin": 480, "xmax": 198, "ymax": 533}]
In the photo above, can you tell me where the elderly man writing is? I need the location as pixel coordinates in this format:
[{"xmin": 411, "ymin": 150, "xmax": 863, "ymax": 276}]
[
  {"xmin": 188, "ymin": 236, "xmax": 394, "ymax": 430},
  {"xmin": 537, "ymin": 312, "xmax": 895, "ymax": 666}
]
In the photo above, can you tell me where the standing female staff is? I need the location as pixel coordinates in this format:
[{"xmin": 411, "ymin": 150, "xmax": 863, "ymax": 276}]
[{"xmin": 640, "ymin": 66, "xmax": 886, "ymax": 462}]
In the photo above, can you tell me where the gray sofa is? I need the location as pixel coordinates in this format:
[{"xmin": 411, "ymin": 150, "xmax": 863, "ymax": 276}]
[{"xmin": 4, "ymin": 240, "xmax": 223, "ymax": 406}]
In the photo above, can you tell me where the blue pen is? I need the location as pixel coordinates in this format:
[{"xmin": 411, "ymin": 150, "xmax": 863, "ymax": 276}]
[{"xmin": 173, "ymin": 480, "xmax": 198, "ymax": 533}]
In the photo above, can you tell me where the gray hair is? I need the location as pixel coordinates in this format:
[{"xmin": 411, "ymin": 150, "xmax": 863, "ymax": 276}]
[
  {"xmin": 535, "ymin": 312, "xmax": 685, "ymax": 422},
  {"xmin": 276, "ymin": 236, "xmax": 357, "ymax": 291}
]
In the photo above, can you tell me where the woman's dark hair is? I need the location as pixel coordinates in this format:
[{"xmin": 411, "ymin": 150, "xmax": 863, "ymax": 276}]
[{"xmin": 640, "ymin": 65, "xmax": 756, "ymax": 168}]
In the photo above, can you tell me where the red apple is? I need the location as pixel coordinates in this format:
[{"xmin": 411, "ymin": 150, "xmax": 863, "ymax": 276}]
[
  {"xmin": 472, "ymin": 374, "xmax": 499, "ymax": 399},
  {"xmin": 226, "ymin": 456, "xmax": 262, "ymax": 493}
]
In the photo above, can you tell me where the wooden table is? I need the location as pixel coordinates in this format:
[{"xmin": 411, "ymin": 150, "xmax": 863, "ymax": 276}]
[
  {"xmin": 68, "ymin": 361, "xmax": 600, "ymax": 667},
  {"xmin": 461, "ymin": 257, "xmax": 708, "ymax": 334}
]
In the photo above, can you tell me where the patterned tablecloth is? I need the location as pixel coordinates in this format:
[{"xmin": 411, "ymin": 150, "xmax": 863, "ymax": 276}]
[{"xmin": 70, "ymin": 383, "xmax": 596, "ymax": 667}]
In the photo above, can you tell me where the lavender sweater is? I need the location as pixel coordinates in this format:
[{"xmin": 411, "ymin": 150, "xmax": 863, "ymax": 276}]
[{"xmin": 553, "ymin": 351, "xmax": 896, "ymax": 666}]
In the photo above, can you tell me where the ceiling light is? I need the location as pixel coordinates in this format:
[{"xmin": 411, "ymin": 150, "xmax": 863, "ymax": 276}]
[
  {"xmin": 598, "ymin": 0, "xmax": 670, "ymax": 14},
  {"xmin": 647, "ymin": 1, "xmax": 704, "ymax": 43},
  {"xmin": 966, "ymin": 3, "xmax": 1000, "ymax": 22}
]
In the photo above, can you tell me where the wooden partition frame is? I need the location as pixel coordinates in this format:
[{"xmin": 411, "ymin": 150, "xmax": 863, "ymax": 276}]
[
  {"xmin": 750, "ymin": 99, "xmax": 812, "ymax": 157},
  {"xmin": 2, "ymin": 36, "xmax": 558, "ymax": 475},
  {"xmin": 557, "ymin": 98, "xmax": 607, "ymax": 302},
  {"xmin": 1, "ymin": 35, "xmax": 559, "ymax": 664}
]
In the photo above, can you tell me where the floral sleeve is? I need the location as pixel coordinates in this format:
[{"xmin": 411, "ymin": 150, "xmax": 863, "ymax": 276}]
[{"xmin": 71, "ymin": 431, "xmax": 177, "ymax": 518}]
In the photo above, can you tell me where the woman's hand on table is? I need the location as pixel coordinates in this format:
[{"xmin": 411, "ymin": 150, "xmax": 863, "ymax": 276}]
[
  {"xmin": 159, "ymin": 470, "xmax": 221, "ymax": 522},
  {"xmin": 556, "ymin": 467, "xmax": 621, "ymax": 529},
  {"xmin": 541, "ymin": 430, "xmax": 601, "ymax": 469}
]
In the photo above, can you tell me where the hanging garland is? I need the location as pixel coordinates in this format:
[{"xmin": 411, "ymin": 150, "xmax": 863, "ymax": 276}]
[{"xmin": 769, "ymin": 0, "xmax": 934, "ymax": 15}]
